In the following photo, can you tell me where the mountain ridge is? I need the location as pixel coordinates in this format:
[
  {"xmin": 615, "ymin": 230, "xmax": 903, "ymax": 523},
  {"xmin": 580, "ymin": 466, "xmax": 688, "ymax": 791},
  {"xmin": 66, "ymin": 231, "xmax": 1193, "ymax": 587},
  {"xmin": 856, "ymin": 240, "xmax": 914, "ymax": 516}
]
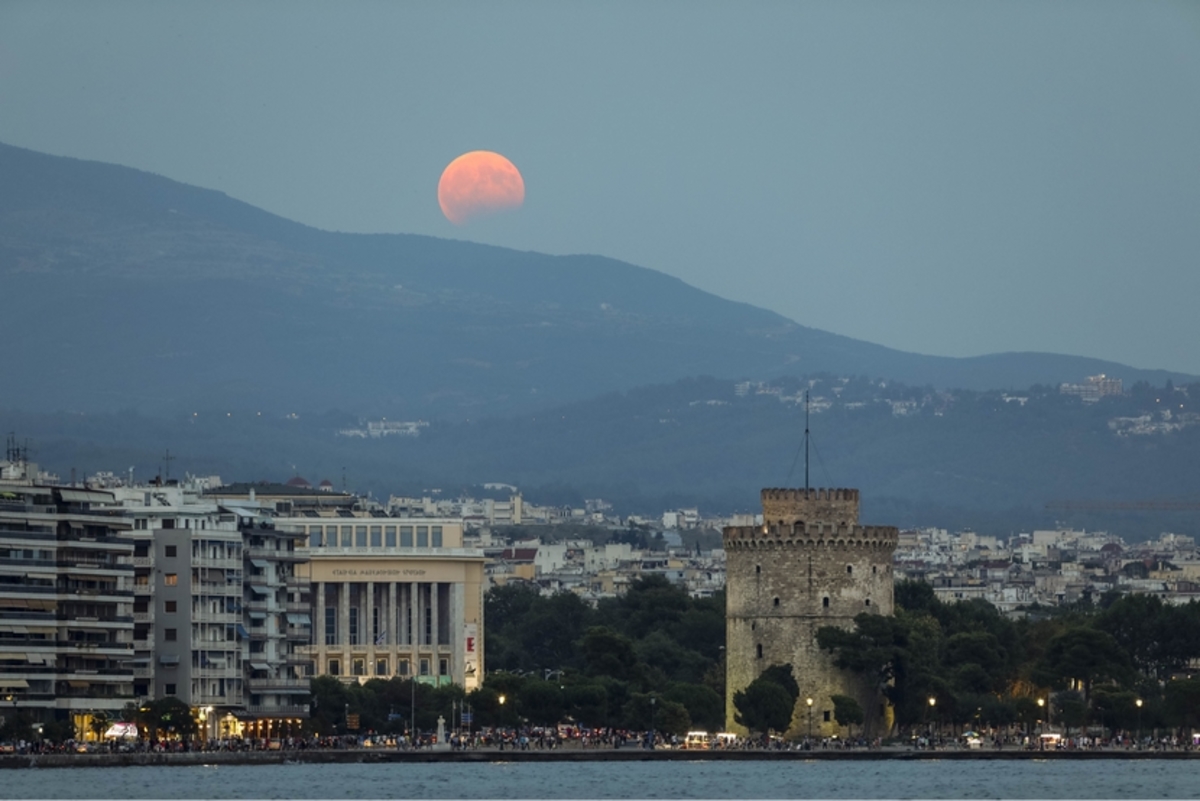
[{"xmin": 0, "ymin": 140, "xmax": 1191, "ymax": 418}]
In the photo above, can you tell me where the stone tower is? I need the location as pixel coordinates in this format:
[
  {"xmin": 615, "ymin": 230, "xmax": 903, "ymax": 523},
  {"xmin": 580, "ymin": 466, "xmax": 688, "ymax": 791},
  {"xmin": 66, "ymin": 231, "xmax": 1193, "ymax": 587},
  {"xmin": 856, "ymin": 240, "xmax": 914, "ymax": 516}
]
[{"xmin": 724, "ymin": 488, "xmax": 898, "ymax": 738}]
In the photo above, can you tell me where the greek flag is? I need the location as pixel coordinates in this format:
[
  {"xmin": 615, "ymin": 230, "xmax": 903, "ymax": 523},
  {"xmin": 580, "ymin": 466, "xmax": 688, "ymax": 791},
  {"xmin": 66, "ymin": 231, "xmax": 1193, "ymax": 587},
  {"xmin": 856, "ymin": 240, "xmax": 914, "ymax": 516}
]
[{"xmin": 376, "ymin": 632, "xmax": 386, "ymax": 645}]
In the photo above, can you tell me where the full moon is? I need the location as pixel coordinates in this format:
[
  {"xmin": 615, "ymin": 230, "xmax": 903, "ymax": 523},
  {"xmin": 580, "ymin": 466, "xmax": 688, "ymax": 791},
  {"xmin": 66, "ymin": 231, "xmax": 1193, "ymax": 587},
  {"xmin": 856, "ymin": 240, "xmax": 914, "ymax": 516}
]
[{"xmin": 437, "ymin": 150, "xmax": 525, "ymax": 225}]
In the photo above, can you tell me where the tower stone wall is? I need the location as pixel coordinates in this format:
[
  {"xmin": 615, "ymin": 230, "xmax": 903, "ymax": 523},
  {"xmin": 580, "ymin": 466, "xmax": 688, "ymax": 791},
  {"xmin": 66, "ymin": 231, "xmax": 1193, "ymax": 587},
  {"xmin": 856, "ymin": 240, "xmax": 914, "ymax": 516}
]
[{"xmin": 724, "ymin": 488, "xmax": 897, "ymax": 739}]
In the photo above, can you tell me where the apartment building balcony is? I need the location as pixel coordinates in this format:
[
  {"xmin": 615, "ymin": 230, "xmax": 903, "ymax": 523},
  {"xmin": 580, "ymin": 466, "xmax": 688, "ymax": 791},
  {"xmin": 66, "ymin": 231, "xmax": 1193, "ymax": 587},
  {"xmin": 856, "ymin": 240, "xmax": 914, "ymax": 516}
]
[
  {"xmin": 284, "ymin": 574, "xmax": 311, "ymax": 588},
  {"xmin": 192, "ymin": 665, "xmax": 240, "ymax": 679},
  {"xmin": 191, "ymin": 556, "xmax": 242, "ymax": 571},
  {"xmin": 191, "ymin": 609, "xmax": 240, "ymax": 624},
  {"xmin": 245, "ymin": 675, "xmax": 310, "ymax": 692},
  {"xmin": 246, "ymin": 546, "xmax": 306, "ymax": 563},
  {"xmin": 284, "ymin": 627, "xmax": 311, "ymax": 643},
  {"xmin": 284, "ymin": 601, "xmax": 309, "ymax": 614},
  {"xmin": 132, "ymin": 556, "xmax": 153, "ymax": 568},
  {"xmin": 132, "ymin": 612, "xmax": 152, "ymax": 623},
  {"xmin": 245, "ymin": 703, "xmax": 309, "ymax": 717}
]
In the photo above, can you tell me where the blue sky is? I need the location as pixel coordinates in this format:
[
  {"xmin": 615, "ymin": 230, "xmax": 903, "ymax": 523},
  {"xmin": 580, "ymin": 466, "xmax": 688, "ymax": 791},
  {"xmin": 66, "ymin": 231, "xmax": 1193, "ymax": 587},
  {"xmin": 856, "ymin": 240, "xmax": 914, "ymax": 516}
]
[{"xmin": 3, "ymin": 1, "xmax": 1198, "ymax": 373}]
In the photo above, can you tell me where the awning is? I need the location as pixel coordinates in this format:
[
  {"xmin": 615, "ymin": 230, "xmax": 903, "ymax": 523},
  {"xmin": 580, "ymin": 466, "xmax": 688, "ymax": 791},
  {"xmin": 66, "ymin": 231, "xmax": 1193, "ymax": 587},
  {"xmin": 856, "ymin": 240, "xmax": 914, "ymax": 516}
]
[
  {"xmin": 249, "ymin": 662, "xmax": 270, "ymax": 671},
  {"xmin": 0, "ymin": 678, "xmax": 30, "ymax": 688},
  {"xmin": 57, "ymin": 489, "xmax": 114, "ymax": 504},
  {"xmin": 248, "ymin": 611, "xmax": 266, "ymax": 620},
  {"xmin": 24, "ymin": 571, "xmax": 57, "ymax": 580},
  {"xmin": 249, "ymin": 585, "xmax": 268, "ymax": 595},
  {"xmin": 158, "ymin": 654, "xmax": 180, "ymax": 665},
  {"xmin": 286, "ymin": 613, "xmax": 311, "ymax": 625},
  {"xmin": 0, "ymin": 653, "xmax": 28, "ymax": 661},
  {"xmin": 249, "ymin": 559, "xmax": 269, "ymax": 569},
  {"xmin": 236, "ymin": 624, "xmax": 250, "ymax": 638},
  {"xmin": 67, "ymin": 680, "xmax": 90, "ymax": 688}
]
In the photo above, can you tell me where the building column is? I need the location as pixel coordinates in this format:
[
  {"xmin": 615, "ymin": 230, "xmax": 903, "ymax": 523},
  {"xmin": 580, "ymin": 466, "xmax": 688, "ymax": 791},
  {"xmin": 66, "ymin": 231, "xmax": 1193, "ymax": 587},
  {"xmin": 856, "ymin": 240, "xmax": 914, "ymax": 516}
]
[
  {"xmin": 387, "ymin": 581, "xmax": 398, "ymax": 670},
  {"xmin": 430, "ymin": 582, "xmax": 439, "ymax": 679},
  {"xmin": 365, "ymin": 580, "xmax": 375, "ymax": 668},
  {"xmin": 339, "ymin": 581, "xmax": 351, "ymax": 668},
  {"xmin": 316, "ymin": 581, "xmax": 326, "ymax": 671}
]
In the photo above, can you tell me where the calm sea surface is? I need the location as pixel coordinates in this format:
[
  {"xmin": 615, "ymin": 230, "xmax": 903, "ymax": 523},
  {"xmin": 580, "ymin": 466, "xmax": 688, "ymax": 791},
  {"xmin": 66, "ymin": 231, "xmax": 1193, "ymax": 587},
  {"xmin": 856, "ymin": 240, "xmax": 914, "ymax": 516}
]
[{"xmin": 2, "ymin": 759, "xmax": 1192, "ymax": 799}]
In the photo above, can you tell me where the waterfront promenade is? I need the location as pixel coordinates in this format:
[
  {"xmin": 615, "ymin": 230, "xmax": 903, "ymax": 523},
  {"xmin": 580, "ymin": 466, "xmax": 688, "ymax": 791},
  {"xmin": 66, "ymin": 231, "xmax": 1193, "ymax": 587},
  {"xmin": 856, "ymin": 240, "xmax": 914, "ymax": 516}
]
[{"xmin": 2, "ymin": 745, "xmax": 1197, "ymax": 769}]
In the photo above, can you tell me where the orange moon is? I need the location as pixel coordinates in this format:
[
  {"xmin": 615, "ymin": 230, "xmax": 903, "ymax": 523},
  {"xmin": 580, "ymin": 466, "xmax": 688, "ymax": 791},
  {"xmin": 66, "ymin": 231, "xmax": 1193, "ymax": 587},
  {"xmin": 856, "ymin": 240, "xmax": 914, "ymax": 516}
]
[{"xmin": 437, "ymin": 150, "xmax": 525, "ymax": 225}]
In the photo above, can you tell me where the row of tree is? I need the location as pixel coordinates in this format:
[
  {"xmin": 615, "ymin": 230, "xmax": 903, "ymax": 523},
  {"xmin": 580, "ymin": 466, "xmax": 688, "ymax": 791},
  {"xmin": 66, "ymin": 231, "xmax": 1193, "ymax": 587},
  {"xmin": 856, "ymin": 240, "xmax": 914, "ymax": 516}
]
[{"xmin": 816, "ymin": 582, "xmax": 1200, "ymax": 736}]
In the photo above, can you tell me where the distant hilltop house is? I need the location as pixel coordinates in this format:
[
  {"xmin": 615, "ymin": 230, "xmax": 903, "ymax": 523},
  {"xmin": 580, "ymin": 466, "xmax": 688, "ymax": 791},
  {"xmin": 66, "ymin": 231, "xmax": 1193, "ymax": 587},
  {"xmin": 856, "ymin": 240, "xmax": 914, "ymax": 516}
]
[
  {"xmin": 337, "ymin": 420, "xmax": 429, "ymax": 439},
  {"xmin": 1060, "ymin": 374, "xmax": 1123, "ymax": 402}
]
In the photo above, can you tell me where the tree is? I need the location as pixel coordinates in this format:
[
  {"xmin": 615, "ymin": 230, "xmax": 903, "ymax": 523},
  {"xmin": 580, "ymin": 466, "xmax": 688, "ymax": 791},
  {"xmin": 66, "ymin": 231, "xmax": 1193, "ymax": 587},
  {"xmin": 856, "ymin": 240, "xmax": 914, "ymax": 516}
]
[
  {"xmin": 733, "ymin": 675, "xmax": 794, "ymax": 737},
  {"xmin": 831, "ymin": 694, "xmax": 864, "ymax": 737},
  {"xmin": 664, "ymin": 681, "xmax": 724, "ymax": 732},
  {"xmin": 1033, "ymin": 627, "xmax": 1131, "ymax": 702},
  {"xmin": 580, "ymin": 626, "xmax": 640, "ymax": 682}
]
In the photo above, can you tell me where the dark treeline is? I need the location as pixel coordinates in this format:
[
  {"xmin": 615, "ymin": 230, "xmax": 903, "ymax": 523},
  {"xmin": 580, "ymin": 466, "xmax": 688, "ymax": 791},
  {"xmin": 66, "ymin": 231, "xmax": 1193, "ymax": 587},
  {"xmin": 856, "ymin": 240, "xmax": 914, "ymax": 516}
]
[{"xmin": 818, "ymin": 581, "xmax": 1200, "ymax": 737}]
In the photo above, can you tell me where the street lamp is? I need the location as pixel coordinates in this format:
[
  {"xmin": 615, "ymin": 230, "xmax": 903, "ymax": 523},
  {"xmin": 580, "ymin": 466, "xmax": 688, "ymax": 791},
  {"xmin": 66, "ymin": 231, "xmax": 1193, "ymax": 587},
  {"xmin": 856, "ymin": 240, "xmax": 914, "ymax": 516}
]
[
  {"xmin": 806, "ymin": 697, "xmax": 814, "ymax": 741},
  {"xmin": 1037, "ymin": 697, "xmax": 1044, "ymax": 735},
  {"xmin": 650, "ymin": 696, "xmax": 657, "ymax": 750},
  {"xmin": 1135, "ymin": 698, "xmax": 1143, "ymax": 747},
  {"xmin": 928, "ymin": 696, "xmax": 937, "ymax": 746}
]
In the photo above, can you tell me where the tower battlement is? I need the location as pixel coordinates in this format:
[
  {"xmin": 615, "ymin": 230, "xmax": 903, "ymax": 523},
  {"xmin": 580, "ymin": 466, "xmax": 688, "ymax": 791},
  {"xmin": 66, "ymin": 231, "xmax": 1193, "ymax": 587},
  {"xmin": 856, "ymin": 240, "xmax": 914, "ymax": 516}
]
[
  {"xmin": 760, "ymin": 487, "xmax": 860, "ymax": 527},
  {"xmin": 722, "ymin": 522, "xmax": 898, "ymax": 550}
]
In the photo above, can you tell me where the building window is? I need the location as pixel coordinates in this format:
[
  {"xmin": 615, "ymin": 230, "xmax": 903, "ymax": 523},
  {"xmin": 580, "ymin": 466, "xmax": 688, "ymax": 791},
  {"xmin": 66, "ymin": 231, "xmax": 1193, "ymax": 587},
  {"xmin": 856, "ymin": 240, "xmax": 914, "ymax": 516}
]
[
  {"xmin": 846, "ymin": 565, "xmax": 852, "ymax": 574},
  {"xmin": 755, "ymin": 565, "xmax": 761, "ymax": 574},
  {"xmin": 165, "ymin": 545, "xmax": 177, "ymax": 558},
  {"xmin": 309, "ymin": 526, "xmax": 322, "ymax": 548},
  {"xmin": 400, "ymin": 526, "xmax": 413, "ymax": 547},
  {"xmin": 823, "ymin": 710, "xmax": 831, "ymax": 722},
  {"xmin": 164, "ymin": 600, "xmax": 177, "ymax": 613},
  {"xmin": 756, "ymin": 644, "xmax": 763, "ymax": 659},
  {"xmin": 328, "ymin": 658, "xmax": 340, "ymax": 676},
  {"xmin": 385, "ymin": 526, "xmax": 396, "ymax": 547},
  {"xmin": 431, "ymin": 526, "xmax": 443, "ymax": 548},
  {"xmin": 424, "ymin": 606, "xmax": 432, "ymax": 646},
  {"xmin": 164, "ymin": 573, "xmax": 178, "ymax": 586},
  {"xmin": 352, "ymin": 658, "xmax": 366, "ymax": 676},
  {"xmin": 340, "ymin": 527, "xmax": 352, "ymax": 548},
  {"xmin": 773, "ymin": 597, "xmax": 780, "ymax": 607},
  {"xmin": 823, "ymin": 597, "xmax": 830, "ymax": 608},
  {"xmin": 398, "ymin": 659, "xmax": 410, "ymax": 676},
  {"xmin": 165, "ymin": 628, "xmax": 177, "ymax": 641},
  {"xmin": 416, "ymin": 526, "xmax": 429, "ymax": 548},
  {"xmin": 373, "ymin": 607, "xmax": 381, "ymax": 646},
  {"xmin": 370, "ymin": 526, "xmax": 382, "ymax": 548},
  {"xmin": 355, "ymin": 526, "xmax": 367, "ymax": 548},
  {"xmin": 349, "ymin": 607, "xmax": 359, "ymax": 645},
  {"xmin": 419, "ymin": 658, "xmax": 430, "ymax": 676},
  {"xmin": 872, "ymin": 565, "xmax": 877, "ymax": 575},
  {"xmin": 165, "ymin": 683, "xmax": 176, "ymax": 695},
  {"xmin": 375, "ymin": 657, "xmax": 388, "ymax": 676},
  {"xmin": 325, "ymin": 607, "xmax": 337, "ymax": 646},
  {"xmin": 439, "ymin": 658, "xmax": 449, "ymax": 676},
  {"xmin": 865, "ymin": 599, "xmax": 871, "ymax": 607}
]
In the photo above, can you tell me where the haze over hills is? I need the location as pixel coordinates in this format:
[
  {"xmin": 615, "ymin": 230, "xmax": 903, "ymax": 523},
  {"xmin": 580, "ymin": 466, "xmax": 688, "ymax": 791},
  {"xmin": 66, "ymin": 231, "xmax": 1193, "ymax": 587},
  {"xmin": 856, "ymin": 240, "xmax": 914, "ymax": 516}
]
[{"xmin": 1, "ymin": 141, "xmax": 1192, "ymax": 419}]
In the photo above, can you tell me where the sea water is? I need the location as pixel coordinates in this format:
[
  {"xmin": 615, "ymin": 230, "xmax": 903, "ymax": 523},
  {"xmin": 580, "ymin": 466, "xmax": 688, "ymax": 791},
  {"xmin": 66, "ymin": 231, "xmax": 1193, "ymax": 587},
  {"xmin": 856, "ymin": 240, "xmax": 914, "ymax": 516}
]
[{"xmin": 1, "ymin": 758, "xmax": 1191, "ymax": 799}]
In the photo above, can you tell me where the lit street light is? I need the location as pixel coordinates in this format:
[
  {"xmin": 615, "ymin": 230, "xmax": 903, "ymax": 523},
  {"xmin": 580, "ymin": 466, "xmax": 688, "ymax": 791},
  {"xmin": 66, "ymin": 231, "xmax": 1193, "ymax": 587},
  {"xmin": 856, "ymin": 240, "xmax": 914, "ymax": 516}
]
[
  {"xmin": 1136, "ymin": 698, "xmax": 1143, "ymax": 747},
  {"xmin": 928, "ymin": 696, "xmax": 937, "ymax": 747},
  {"xmin": 806, "ymin": 697, "xmax": 814, "ymax": 742}
]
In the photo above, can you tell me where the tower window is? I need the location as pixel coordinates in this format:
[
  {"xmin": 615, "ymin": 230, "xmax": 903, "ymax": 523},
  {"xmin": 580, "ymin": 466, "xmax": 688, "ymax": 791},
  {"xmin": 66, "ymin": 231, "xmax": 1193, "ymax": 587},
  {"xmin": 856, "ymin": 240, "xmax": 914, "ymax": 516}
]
[
  {"xmin": 756, "ymin": 644, "xmax": 763, "ymax": 659},
  {"xmin": 755, "ymin": 565, "xmax": 761, "ymax": 574},
  {"xmin": 773, "ymin": 597, "xmax": 780, "ymax": 607},
  {"xmin": 823, "ymin": 710, "xmax": 831, "ymax": 722},
  {"xmin": 872, "ymin": 565, "xmax": 877, "ymax": 574},
  {"xmin": 822, "ymin": 597, "xmax": 830, "ymax": 608},
  {"xmin": 865, "ymin": 599, "xmax": 871, "ymax": 606},
  {"xmin": 846, "ymin": 565, "xmax": 852, "ymax": 574}
]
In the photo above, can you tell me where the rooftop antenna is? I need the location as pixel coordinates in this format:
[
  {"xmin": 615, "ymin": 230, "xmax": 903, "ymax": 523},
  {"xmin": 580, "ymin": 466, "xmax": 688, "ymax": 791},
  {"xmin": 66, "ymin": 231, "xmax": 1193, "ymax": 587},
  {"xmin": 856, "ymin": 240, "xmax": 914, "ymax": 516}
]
[{"xmin": 804, "ymin": 389, "xmax": 810, "ymax": 495}]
